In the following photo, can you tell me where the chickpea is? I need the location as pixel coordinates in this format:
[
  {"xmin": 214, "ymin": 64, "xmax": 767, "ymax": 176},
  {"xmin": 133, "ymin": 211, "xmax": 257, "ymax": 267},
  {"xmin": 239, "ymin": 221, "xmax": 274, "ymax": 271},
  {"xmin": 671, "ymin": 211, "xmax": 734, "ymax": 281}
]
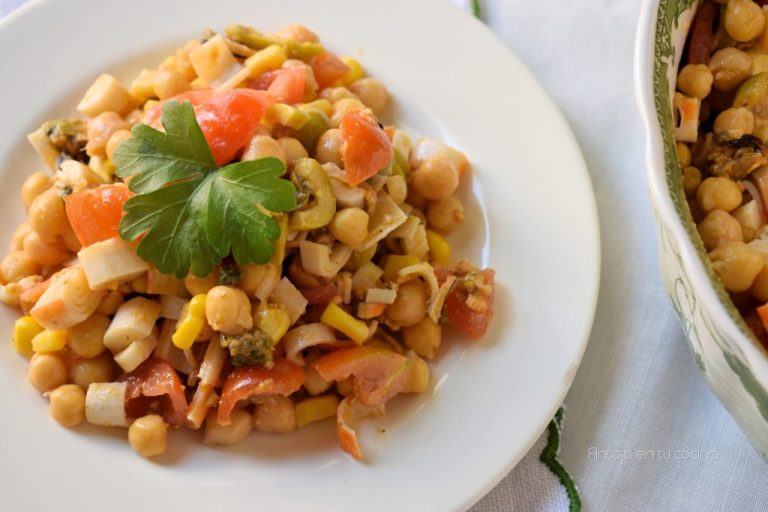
[
  {"xmin": 184, "ymin": 271, "xmax": 217, "ymax": 296},
  {"xmin": 21, "ymin": 172, "xmax": 50, "ymax": 209},
  {"xmin": 23, "ymin": 231, "xmax": 69, "ymax": 267},
  {"xmin": 67, "ymin": 314, "xmax": 109, "ymax": 358},
  {"xmin": 713, "ymin": 107, "xmax": 755, "ymax": 138},
  {"xmin": 203, "ymin": 409, "xmax": 253, "ymax": 446},
  {"xmin": 154, "ymin": 68, "xmax": 190, "ymax": 101},
  {"xmin": 385, "ymin": 174, "xmax": 408, "ymax": 205},
  {"xmin": 315, "ymin": 129, "xmax": 343, "ymax": 166},
  {"xmin": 725, "ymin": 0, "xmax": 766, "ymax": 42},
  {"xmin": 349, "ymin": 78, "xmax": 389, "ymax": 114},
  {"xmin": 708, "ymin": 48, "xmax": 753, "ymax": 92},
  {"xmin": 412, "ymin": 154, "xmax": 460, "ymax": 201},
  {"xmin": 96, "ymin": 290, "xmax": 124, "ymax": 316},
  {"xmin": 28, "ymin": 188, "xmax": 67, "ymax": 243},
  {"xmin": 10, "ymin": 223, "xmax": 32, "ymax": 251},
  {"xmin": 205, "ymin": 285, "xmax": 253, "ymax": 335},
  {"xmin": 330, "ymin": 98, "xmax": 366, "ymax": 128},
  {"xmin": 276, "ymin": 137, "xmax": 308, "ymax": 167},
  {"xmin": 253, "ymin": 396, "xmax": 297, "ymax": 433},
  {"xmin": 319, "ymin": 86, "xmax": 359, "ymax": 104},
  {"xmin": 386, "ymin": 280, "xmax": 428, "ymax": 327},
  {"xmin": 28, "ymin": 353, "xmax": 67, "ymax": 393},
  {"xmin": 329, "ymin": 207, "xmax": 369, "ymax": 246},
  {"xmin": 407, "ymin": 187, "xmax": 430, "ymax": 210},
  {"xmin": 85, "ymin": 112, "xmax": 130, "ymax": 157},
  {"xmin": 303, "ymin": 365, "xmax": 332, "ymax": 395},
  {"xmin": 48, "ymin": 384, "xmax": 85, "ymax": 427},
  {"xmin": 696, "ymin": 177, "xmax": 742, "ymax": 214},
  {"xmin": 751, "ymin": 259, "xmax": 768, "ymax": 302},
  {"xmin": 697, "ymin": 210, "xmax": 743, "ymax": 250},
  {"xmin": 106, "ymin": 129, "xmax": 132, "ymax": 162},
  {"xmin": 682, "ymin": 166, "xmax": 702, "ymax": 198},
  {"xmin": 677, "ymin": 64, "xmax": 714, "ymax": 99},
  {"xmin": 402, "ymin": 317, "xmax": 442, "ymax": 360},
  {"xmin": 676, "ymin": 142, "xmax": 692, "ymax": 168},
  {"xmin": 128, "ymin": 414, "xmax": 168, "ymax": 458},
  {"xmin": 242, "ymin": 135, "xmax": 287, "ymax": 164},
  {"xmin": 0, "ymin": 250, "xmax": 41, "ymax": 283},
  {"xmin": 427, "ymin": 195, "xmax": 465, "ymax": 233},
  {"xmin": 59, "ymin": 222, "xmax": 82, "ymax": 253},
  {"xmin": 709, "ymin": 241, "xmax": 763, "ymax": 292},
  {"xmin": 68, "ymin": 354, "xmax": 114, "ymax": 390}
]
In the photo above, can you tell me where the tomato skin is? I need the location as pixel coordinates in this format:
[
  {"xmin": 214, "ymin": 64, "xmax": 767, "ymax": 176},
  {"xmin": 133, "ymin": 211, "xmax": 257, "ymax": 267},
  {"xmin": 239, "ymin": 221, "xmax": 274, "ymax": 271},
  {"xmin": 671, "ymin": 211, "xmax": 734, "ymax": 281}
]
[
  {"xmin": 195, "ymin": 89, "xmax": 271, "ymax": 166},
  {"xmin": 310, "ymin": 53, "xmax": 349, "ymax": 89},
  {"xmin": 120, "ymin": 357, "xmax": 188, "ymax": 427},
  {"xmin": 217, "ymin": 359, "xmax": 305, "ymax": 425},
  {"xmin": 311, "ymin": 345, "xmax": 410, "ymax": 406},
  {"xmin": 443, "ymin": 269, "xmax": 495, "ymax": 339},
  {"xmin": 64, "ymin": 184, "xmax": 133, "ymax": 247},
  {"xmin": 339, "ymin": 110, "xmax": 392, "ymax": 186},
  {"xmin": 143, "ymin": 89, "xmax": 215, "ymax": 126}
]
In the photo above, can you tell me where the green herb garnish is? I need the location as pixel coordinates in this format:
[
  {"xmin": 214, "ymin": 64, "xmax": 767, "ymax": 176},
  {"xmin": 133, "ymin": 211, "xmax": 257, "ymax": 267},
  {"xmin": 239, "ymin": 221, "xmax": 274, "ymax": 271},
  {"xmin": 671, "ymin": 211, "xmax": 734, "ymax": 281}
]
[{"xmin": 113, "ymin": 100, "xmax": 296, "ymax": 278}]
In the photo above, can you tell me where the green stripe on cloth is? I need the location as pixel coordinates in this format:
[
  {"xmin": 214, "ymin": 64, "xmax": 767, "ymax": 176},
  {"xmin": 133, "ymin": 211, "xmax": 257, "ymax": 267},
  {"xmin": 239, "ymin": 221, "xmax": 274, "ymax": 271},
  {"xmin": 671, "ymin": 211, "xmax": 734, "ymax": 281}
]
[{"xmin": 540, "ymin": 408, "xmax": 582, "ymax": 512}]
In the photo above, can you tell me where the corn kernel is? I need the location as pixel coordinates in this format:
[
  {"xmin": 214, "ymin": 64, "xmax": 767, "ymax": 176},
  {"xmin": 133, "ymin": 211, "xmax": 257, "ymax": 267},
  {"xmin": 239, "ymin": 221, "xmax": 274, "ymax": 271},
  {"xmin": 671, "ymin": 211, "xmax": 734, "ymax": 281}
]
[
  {"xmin": 172, "ymin": 315, "xmax": 204, "ymax": 350},
  {"xmin": 12, "ymin": 316, "xmax": 44, "ymax": 358},
  {"xmin": 172, "ymin": 294, "xmax": 207, "ymax": 349},
  {"xmin": 295, "ymin": 395, "xmax": 340, "ymax": 428},
  {"xmin": 188, "ymin": 294, "xmax": 207, "ymax": 317},
  {"xmin": 254, "ymin": 303, "xmax": 291, "ymax": 342},
  {"xmin": 32, "ymin": 329, "xmax": 68, "ymax": 354},
  {"xmin": 382, "ymin": 254, "xmax": 420, "ymax": 281},
  {"xmin": 426, "ymin": 230, "xmax": 451, "ymax": 265},
  {"xmin": 338, "ymin": 57, "xmax": 365, "ymax": 86},
  {"xmin": 321, "ymin": 303, "xmax": 369, "ymax": 344}
]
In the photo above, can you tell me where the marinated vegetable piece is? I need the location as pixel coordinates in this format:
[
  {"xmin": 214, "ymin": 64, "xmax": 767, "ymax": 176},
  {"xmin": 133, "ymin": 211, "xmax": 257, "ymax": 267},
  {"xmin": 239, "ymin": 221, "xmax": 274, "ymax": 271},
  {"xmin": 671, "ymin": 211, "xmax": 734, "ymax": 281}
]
[
  {"xmin": 220, "ymin": 329, "xmax": 275, "ymax": 367},
  {"xmin": 104, "ymin": 297, "xmax": 162, "ymax": 353},
  {"xmin": 31, "ymin": 266, "xmax": 106, "ymax": 331},
  {"xmin": 121, "ymin": 357, "xmax": 188, "ymax": 427},
  {"xmin": 289, "ymin": 158, "xmax": 336, "ymax": 230},
  {"xmin": 85, "ymin": 381, "xmax": 129, "ymax": 427}
]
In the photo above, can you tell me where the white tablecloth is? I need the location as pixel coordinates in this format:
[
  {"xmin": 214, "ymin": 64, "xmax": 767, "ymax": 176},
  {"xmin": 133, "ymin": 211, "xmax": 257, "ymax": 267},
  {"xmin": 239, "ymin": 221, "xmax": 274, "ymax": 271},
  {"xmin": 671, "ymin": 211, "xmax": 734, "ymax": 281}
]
[{"xmin": 3, "ymin": 0, "xmax": 768, "ymax": 510}]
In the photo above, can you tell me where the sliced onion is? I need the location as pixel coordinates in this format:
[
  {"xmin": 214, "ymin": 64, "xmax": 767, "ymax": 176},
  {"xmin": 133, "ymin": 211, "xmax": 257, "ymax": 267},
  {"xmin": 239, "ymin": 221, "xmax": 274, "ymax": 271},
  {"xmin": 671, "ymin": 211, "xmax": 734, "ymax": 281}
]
[
  {"xmin": 283, "ymin": 323, "xmax": 337, "ymax": 365},
  {"xmin": 744, "ymin": 180, "xmax": 767, "ymax": 223}
]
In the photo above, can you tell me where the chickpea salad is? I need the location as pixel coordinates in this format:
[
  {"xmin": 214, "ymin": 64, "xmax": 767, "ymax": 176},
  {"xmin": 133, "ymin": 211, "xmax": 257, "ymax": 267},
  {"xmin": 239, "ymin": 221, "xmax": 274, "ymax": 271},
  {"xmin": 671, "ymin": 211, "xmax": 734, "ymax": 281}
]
[
  {"xmin": 675, "ymin": 0, "xmax": 768, "ymax": 349},
  {"xmin": 3, "ymin": 23, "xmax": 496, "ymax": 460}
]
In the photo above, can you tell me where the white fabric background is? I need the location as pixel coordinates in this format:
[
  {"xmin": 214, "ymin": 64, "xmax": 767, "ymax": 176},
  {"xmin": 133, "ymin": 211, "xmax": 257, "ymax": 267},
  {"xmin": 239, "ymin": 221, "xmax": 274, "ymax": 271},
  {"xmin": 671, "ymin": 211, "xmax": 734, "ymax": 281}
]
[{"xmin": 3, "ymin": 0, "xmax": 768, "ymax": 510}]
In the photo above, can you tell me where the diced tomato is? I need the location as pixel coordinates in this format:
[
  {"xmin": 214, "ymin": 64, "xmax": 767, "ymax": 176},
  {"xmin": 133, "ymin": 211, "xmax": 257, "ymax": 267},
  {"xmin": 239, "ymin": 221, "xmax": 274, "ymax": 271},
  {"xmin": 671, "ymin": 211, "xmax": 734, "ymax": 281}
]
[
  {"xmin": 217, "ymin": 359, "xmax": 305, "ymax": 425},
  {"xmin": 194, "ymin": 89, "xmax": 271, "ymax": 166},
  {"xmin": 310, "ymin": 53, "xmax": 349, "ymax": 89},
  {"xmin": 443, "ymin": 268, "xmax": 496, "ymax": 339},
  {"xmin": 266, "ymin": 67, "xmax": 307, "ymax": 105},
  {"xmin": 311, "ymin": 345, "xmax": 411, "ymax": 406},
  {"xmin": 64, "ymin": 184, "xmax": 133, "ymax": 247},
  {"xmin": 120, "ymin": 357, "xmax": 188, "ymax": 427},
  {"xmin": 339, "ymin": 110, "xmax": 393, "ymax": 186}
]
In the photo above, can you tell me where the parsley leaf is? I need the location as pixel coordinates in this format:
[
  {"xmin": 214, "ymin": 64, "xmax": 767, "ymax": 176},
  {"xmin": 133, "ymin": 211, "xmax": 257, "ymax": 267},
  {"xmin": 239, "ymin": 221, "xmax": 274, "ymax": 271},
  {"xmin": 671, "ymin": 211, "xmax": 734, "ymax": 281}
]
[
  {"xmin": 114, "ymin": 101, "xmax": 215, "ymax": 193},
  {"xmin": 114, "ymin": 101, "xmax": 296, "ymax": 278}
]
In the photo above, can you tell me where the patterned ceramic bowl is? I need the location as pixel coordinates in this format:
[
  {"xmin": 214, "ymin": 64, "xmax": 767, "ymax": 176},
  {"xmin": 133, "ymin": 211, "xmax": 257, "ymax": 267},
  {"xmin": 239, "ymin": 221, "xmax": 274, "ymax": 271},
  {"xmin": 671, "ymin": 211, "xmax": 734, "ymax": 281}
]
[{"xmin": 635, "ymin": 0, "xmax": 768, "ymax": 456}]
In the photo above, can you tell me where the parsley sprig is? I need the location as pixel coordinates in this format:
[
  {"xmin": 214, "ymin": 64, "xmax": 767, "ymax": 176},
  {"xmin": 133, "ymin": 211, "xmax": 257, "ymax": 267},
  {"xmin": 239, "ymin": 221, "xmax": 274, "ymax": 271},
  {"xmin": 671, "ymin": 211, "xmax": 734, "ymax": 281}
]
[{"xmin": 113, "ymin": 101, "xmax": 296, "ymax": 278}]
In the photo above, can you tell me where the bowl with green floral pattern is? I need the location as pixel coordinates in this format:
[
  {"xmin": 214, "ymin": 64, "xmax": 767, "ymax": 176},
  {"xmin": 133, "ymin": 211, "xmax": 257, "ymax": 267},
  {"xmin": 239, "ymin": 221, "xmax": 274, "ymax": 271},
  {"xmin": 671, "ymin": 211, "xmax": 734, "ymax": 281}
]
[{"xmin": 636, "ymin": 0, "xmax": 768, "ymax": 457}]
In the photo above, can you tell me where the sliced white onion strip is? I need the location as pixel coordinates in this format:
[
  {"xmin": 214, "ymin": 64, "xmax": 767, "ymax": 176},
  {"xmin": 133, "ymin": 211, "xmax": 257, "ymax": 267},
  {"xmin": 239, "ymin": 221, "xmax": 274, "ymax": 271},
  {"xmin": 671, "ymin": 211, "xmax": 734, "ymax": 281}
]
[{"xmin": 283, "ymin": 323, "xmax": 337, "ymax": 365}]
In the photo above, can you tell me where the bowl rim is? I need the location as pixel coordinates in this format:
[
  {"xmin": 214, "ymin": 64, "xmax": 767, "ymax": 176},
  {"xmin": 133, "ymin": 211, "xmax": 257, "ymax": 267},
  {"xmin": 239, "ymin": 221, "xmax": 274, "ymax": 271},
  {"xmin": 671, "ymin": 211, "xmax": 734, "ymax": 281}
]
[{"xmin": 633, "ymin": 0, "xmax": 768, "ymax": 377}]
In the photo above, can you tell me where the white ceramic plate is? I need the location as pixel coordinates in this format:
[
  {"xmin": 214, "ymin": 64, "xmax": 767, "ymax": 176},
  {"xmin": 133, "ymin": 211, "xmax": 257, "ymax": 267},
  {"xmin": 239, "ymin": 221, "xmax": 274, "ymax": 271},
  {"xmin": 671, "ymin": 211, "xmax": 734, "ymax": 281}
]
[{"xmin": 0, "ymin": 0, "xmax": 599, "ymax": 510}]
